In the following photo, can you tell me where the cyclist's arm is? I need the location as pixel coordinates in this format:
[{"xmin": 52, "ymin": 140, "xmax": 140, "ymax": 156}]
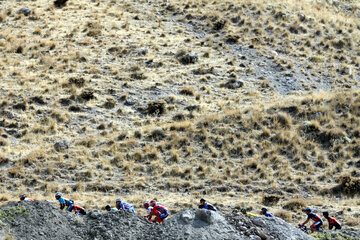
[{"xmin": 302, "ymin": 219, "xmax": 310, "ymax": 225}]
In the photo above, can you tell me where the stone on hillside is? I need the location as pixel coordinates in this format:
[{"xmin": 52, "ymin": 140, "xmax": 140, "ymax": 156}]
[
  {"xmin": 340, "ymin": 66, "xmax": 352, "ymax": 75},
  {"xmin": 54, "ymin": 140, "xmax": 69, "ymax": 152},
  {"xmin": 124, "ymin": 99, "xmax": 136, "ymax": 106},
  {"xmin": 221, "ymin": 79, "xmax": 244, "ymax": 89},
  {"xmin": 298, "ymin": 14, "xmax": 306, "ymax": 22},
  {"xmin": 18, "ymin": 8, "xmax": 33, "ymax": 16}
]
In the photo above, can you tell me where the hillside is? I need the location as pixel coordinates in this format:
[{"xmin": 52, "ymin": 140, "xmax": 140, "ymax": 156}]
[{"xmin": 0, "ymin": 0, "xmax": 359, "ymax": 233}]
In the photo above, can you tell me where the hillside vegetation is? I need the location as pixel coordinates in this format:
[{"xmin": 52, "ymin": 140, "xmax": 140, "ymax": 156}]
[{"xmin": 0, "ymin": 0, "xmax": 359, "ymax": 229}]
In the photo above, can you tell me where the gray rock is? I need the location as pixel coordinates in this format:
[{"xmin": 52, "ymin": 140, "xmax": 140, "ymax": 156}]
[
  {"xmin": 250, "ymin": 235, "xmax": 261, "ymax": 240},
  {"xmin": 54, "ymin": 140, "xmax": 70, "ymax": 152},
  {"xmin": 18, "ymin": 7, "xmax": 33, "ymax": 16},
  {"xmin": 222, "ymin": 79, "xmax": 244, "ymax": 89},
  {"xmin": 251, "ymin": 218, "xmax": 265, "ymax": 228},
  {"xmin": 298, "ymin": 14, "xmax": 306, "ymax": 22},
  {"xmin": 340, "ymin": 66, "xmax": 352, "ymax": 75},
  {"xmin": 124, "ymin": 99, "xmax": 136, "ymax": 106},
  {"xmin": 137, "ymin": 49, "xmax": 148, "ymax": 56},
  {"xmin": 1, "ymin": 201, "xmax": 324, "ymax": 240}
]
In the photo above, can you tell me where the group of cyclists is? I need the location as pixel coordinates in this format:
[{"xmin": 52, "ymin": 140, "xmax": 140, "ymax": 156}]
[
  {"xmin": 105, "ymin": 198, "xmax": 169, "ymax": 223},
  {"xmin": 234, "ymin": 206, "xmax": 341, "ymax": 234},
  {"xmin": 19, "ymin": 193, "xmax": 342, "ymax": 234}
]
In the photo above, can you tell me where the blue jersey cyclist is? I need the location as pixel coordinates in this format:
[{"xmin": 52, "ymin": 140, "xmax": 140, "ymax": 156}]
[
  {"xmin": 300, "ymin": 208, "xmax": 323, "ymax": 233},
  {"xmin": 55, "ymin": 192, "xmax": 73, "ymax": 212},
  {"xmin": 198, "ymin": 198, "xmax": 217, "ymax": 212},
  {"xmin": 261, "ymin": 207, "xmax": 274, "ymax": 217},
  {"xmin": 115, "ymin": 198, "xmax": 135, "ymax": 212}
]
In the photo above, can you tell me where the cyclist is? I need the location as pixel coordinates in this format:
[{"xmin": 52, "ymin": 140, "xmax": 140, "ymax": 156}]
[
  {"xmin": 198, "ymin": 198, "xmax": 217, "ymax": 212},
  {"xmin": 323, "ymin": 212, "xmax": 341, "ymax": 230},
  {"xmin": 105, "ymin": 205, "xmax": 118, "ymax": 212},
  {"xmin": 73, "ymin": 204, "xmax": 86, "ymax": 215},
  {"xmin": 19, "ymin": 194, "xmax": 34, "ymax": 202},
  {"xmin": 143, "ymin": 202, "xmax": 153, "ymax": 220},
  {"xmin": 149, "ymin": 200, "xmax": 168, "ymax": 223},
  {"xmin": 55, "ymin": 192, "xmax": 74, "ymax": 212},
  {"xmin": 300, "ymin": 208, "xmax": 323, "ymax": 233},
  {"xmin": 239, "ymin": 208, "xmax": 257, "ymax": 217},
  {"xmin": 115, "ymin": 198, "xmax": 135, "ymax": 212},
  {"xmin": 260, "ymin": 207, "xmax": 274, "ymax": 217}
]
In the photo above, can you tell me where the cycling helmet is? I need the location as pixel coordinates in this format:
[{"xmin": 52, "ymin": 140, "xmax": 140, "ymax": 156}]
[
  {"xmin": 19, "ymin": 194, "xmax": 26, "ymax": 199},
  {"xmin": 232, "ymin": 209, "xmax": 239, "ymax": 213},
  {"xmin": 144, "ymin": 202, "xmax": 150, "ymax": 208},
  {"xmin": 200, "ymin": 198, "xmax": 206, "ymax": 202},
  {"xmin": 323, "ymin": 211, "xmax": 329, "ymax": 217},
  {"xmin": 150, "ymin": 200, "xmax": 156, "ymax": 206},
  {"xmin": 115, "ymin": 198, "xmax": 122, "ymax": 203},
  {"xmin": 55, "ymin": 192, "xmax": 62, "ymax": 198},
  {"xmin": 303, "ymin": 207, "xmax": 311, "ymax": 212},
  {"xmin": 240, "ymin": 208, "xmax": 246, "ymax": 213},
  {"xmin": 261, "ymin": 207, "xmax": 268, "ymax": 212},
  {"xmin": 105, "ymin": 205, "xmax": 111, "ymax": 210}
]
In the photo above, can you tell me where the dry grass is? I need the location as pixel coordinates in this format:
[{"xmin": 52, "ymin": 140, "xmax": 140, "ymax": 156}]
[{"xmin": 0, "ymin": 0, "xmax": 359, "ymax": 229}]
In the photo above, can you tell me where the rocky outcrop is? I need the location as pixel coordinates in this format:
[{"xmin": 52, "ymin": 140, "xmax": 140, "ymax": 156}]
[{"xmin": 0, "ymin": 201, "xmax": 320, "ymax": 240}]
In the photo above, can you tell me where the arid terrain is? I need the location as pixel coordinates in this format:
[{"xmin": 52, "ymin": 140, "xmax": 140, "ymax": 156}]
[{"xmin": 0, "ymin": 0, "xmax": 359, "ymax": 234}]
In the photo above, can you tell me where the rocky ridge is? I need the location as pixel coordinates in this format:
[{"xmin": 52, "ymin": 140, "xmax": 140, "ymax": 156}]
[{"xmin": 0, "ymin": 201, "xmax": 315, "ymax": 240}]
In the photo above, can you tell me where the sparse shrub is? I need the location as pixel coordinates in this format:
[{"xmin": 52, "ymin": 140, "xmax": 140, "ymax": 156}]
[
  {"xmin": 69, "ymin": 105, "xmax": 81, "ymax": 112},
  {"xmin": 178, "ymin": 53, "xmax": 198, "ymax": 65},
  {"xmin": 79, "ymin": 88, "xmax": 95, "ymax": 101},
  {"xmin": 13, "ymin": 102, "xmax": 26, "ymax": 111},
  {"xmin": 309, "ymin": 56, "xmax": 324, "ymax": 63},
  {"xmin": 117, "ymin": 132, "xmax": 127, "ymax": 141},
  {"xmin": 179, "ymin": 86, "xmax": 195, "ymax": 96},
  {"xmin": 68, "ymin": 77, "xmax": 85, "ymax": 88},
  {"xmin": 274, "ymin": 210, "xmax": 292, "ymax": 222},
  {"xmin": 149, "ymin": 129, "xmax": 166, "ymax": 140},
  {"xmin": 332, "ymin": 39, "xmax": 345, "ymax": 49},
  {"xmin": 225, "ymin": 34, "xmax": 240, "ymax": 44},
  {"xmin": 173, "ymin": 113, "xmax": 186, "ymax": 121},
  {"xmin": 332, "ymin": 174, "xmax": 360, "ymax": 196},
  {"xmin": 274, "ymin": 113, "xmax": 292, "ymax": 128},
  {"xmin": 0, "ymin": 195, "xmax": 8, "ymax": 201},
  {"xmin": 213, "ymin": 19, "xmax": 227, "ymax": 31},
  {"xmin": 76, "ymin": 137, "xmax": 96, "ymax": 148},
  {"xmin": 262, "ymin": 194, "xmax": 282, "ymax": 206},
  {"xmin": 30, "ymin": 96, "xmax": 46, "ymax": 105},
  {"xmin": 103, "ymin": 97, "xmax": 117, "ymax": 109},
  {"xmin": 0, "ymin": 154, "xmax": 8, "ymax": 165},
  {"xmin": 345, "ymin": 217, "xmax": 359, "ymax": 227},
  {"xmin": 283, "ymin": 198, "xmax": 306, "ymax": 211},
  {"xmin": 0, "ymin": 13, "xmax": 6, "ymax": 22},
  {"xmin": 145, "ymin": 100, "xmax": 166, "ymax": 115},
  {"xmin": 54, "ymin": 0, "xmax": 68, "ymax": 8},
  {"xmin": 108, "ymin": 46, "xmax": 128, "ymax": 57},
  {"xmin": 244, "ymin": 160, "xmax": 257, "ymax": 169},
  {"xmin": 85, "ymin": 21, "xmax": 103, "ymax": 37},
  {"xmin": 175, "ymin": 49, "xmax": 187, "ymax": 58},
  {"xmin": 5, "ymin": 234, "xmax": 14, "ymax": 240}
]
